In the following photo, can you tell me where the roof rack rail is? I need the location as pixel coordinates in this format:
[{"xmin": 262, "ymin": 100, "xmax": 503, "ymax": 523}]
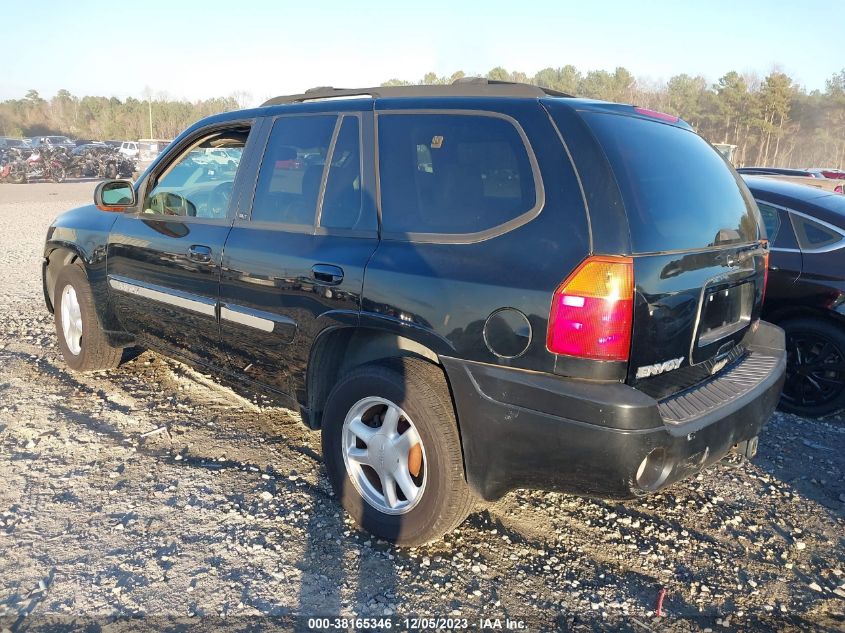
[{"xmin": 260, "ymin": 77, "xmax": 573, "ymax": 107}]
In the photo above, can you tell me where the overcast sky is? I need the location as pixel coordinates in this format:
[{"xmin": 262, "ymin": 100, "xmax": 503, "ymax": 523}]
[{"xmin": 2, "ymin": 0, "xmax": 842, "ymax": 104}]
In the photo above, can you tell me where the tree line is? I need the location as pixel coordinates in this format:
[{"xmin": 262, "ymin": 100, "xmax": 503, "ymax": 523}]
[
  {"xmin": 2, "ymin": 66, "xmax": 844, "ymax": 168},
  {"xmin": 384, "ymin": 67, "xmax": 845, "ymax": 169},
  {"xmin": 0, "ymin": 89, "xmax": 246, "ymax": 142}
]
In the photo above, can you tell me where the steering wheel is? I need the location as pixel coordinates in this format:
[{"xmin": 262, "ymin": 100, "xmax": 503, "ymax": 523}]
[
  {"xmin": 207, "ymin": 181, "xmax": 234, "ymax": 219},
  {"xmin": 148, "ymin": 191, "xmax": 196, "ymax": 217}
]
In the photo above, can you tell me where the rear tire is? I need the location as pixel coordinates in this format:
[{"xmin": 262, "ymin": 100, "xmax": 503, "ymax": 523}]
[
  {"xmin": 54, "ymin": 265, "xmax": 123, "ymax": 372},
  {"xmin": 322, "ymin": 358, "xmax": 474, "ymax": 546},
  {"xmin": 779, "ymin": 317, "xmax": 845, "ymax": 418}
]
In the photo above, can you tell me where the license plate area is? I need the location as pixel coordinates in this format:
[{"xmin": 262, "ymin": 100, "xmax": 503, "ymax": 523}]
[{"xmin": 692, "ymin": 281, "xmax": 753, "ymax": 363}]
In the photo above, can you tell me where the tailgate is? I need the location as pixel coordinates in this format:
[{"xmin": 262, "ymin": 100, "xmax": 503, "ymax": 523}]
[
  {"xmin": 576, "ymin": 108, "xmax": 766, "ymax": 398},
  {"xmin": 629, "ymin": 244, "xmax": 767, "ymax": 398}
]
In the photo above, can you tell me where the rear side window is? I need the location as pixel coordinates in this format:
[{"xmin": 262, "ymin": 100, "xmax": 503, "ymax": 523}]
[
  {"xmin": 251, "ymin": 115, "xmax": 336, "ymax": 226},
  {"xmin": 582, "ymin": 112, "xmax": 758, "ymax": 253},
  {"xmin": 378, "ymin": 113, "xmax": 539, "ymax": 238},
  {"xmin": 320, "ymin": 116, "xmax": 369, "ymax": 231},
  {"xmin": 791, "ymin": 214, "xmax": 844, "ymax": 250}
]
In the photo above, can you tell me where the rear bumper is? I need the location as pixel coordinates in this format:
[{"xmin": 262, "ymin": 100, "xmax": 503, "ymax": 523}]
[{"xmin": 442, "ymin": 321, "xmax": 786, "ymax": 501}]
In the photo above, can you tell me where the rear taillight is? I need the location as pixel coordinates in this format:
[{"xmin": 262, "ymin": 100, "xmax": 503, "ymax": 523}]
[
  {"xmin": 547, "ymin": 256, "xmax": 634, "ymax": 361},
  {"xmin": 835, "ymin": 185, "xmax": 843, "ymax": 194},
  {"xmin": 761, "ymin": 240, "xmax": 770, "ymax": 305}
]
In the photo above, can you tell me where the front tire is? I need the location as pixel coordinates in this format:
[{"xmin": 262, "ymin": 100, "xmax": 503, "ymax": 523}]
[
  {"xmin": 322, "ymin": 358, "xmax": 474, "ymax": 546},
  {"xmin": 779, "ymin": 317, "xmax": 845, "ymax": 418},
  {"xmin": 54, "ymin": 265, "xmax": 123, "ymax": 372}
]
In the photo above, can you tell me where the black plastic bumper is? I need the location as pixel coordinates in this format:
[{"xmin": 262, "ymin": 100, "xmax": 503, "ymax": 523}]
[{"xmin": 442, "ymin": 321, "xmax": 786, "ymax": 501}]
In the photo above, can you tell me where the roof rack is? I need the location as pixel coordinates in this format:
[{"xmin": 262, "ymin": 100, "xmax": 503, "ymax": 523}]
[{"xmin": 260, "ymin": 77, "xmax": 573, "ymax": 107}]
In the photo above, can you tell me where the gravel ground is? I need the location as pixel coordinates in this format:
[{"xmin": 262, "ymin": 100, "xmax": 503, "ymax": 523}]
[{"xmin": 0, "ymin": 182, "xmax": 843, "ymax": 632}]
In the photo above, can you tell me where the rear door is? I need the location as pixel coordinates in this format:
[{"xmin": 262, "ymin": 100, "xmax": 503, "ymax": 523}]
[
  {"xmin": 565, "ymin": 109, "xmax": 768, "ymax": 399},
  {"xmin": 107, "ymin": 120, "xmax": 257, "ymax": 368},
  {"xmin": 218, "ymin": 103, "xmax": 378, "ymax": 401}
]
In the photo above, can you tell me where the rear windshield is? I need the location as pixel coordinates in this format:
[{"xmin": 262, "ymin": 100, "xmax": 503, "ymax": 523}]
[{"xmin": 582, "ymin": 112, "xmax": 759, "ymax": 253}]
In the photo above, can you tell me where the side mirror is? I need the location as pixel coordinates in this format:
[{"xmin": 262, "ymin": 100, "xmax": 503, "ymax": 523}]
[{"xmin": 94, "ymin": 180, "xmax": 136, "ymax": 211}]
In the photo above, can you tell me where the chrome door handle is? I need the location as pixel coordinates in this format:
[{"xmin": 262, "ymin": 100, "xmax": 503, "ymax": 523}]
[
  {"xmin": 311, "ymin": 263, "xmax": 344, "ymax": 285},
  {"xmin": 187, "ymin": 244, "xmax": 212, "ymax": 263}
]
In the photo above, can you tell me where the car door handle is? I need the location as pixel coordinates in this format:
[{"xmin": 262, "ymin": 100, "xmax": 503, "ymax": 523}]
[
  {"xmin": 311, "ymin": 264, "xmax": 344, "ymax": 285},
  {"xmin": 187, "ymin": 244, "xmax": 212, "ymax": 263}
]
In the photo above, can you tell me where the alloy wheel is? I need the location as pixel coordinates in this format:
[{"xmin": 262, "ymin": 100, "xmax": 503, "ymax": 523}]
[
  {"xmin": 341, "ymin": 396, "xmax": 427, "ymax": 515},
  {"xmin": 783, "ymin": 331, "xmax": 845, "ymax": 409},
  {"xmin": 60, "ymin": 284, "xmax": 83, "ymax": 355}
]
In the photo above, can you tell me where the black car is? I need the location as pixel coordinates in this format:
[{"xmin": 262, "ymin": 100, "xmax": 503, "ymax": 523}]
[
  {"xmin": 42, "ymin": 80, "xmax": 785, "ymax": 545},
  {"xmin": 0, "ymin": 137, "xmax": 30, "ymax": 149},
  {"xmin": 32, "ymin": 135, "xmax": 76, "ymax": 151},
  {"xmin": 71, "ymin": 142, "xmax": 109, "ymax": 155},
  {"xmin": 737, "ymin": 167, "xmax": 821, "ymax": 178},
  {"xmin": 744, "ymin": 176, "xmax": 845, "ymax": 417}
]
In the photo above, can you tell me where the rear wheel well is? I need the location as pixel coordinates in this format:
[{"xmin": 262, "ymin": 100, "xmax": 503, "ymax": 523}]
[
  {"xmin": 306, "ymin": 327, "xmax": 442, "ymax": 429},
  {"xmin": 765, "ymin": 306, "xmax": 845, "ymax": 329}
]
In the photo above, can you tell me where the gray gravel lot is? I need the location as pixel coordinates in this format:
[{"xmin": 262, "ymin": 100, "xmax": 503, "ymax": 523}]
[{"xmin": 0, "ymin": 182, "xmax": 843, "ymax": 631}]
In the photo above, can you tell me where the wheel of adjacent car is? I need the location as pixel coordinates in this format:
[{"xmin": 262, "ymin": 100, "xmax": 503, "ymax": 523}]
[
  {"xmin": 779, "ymin": 317, "xmax": 845, "ymax": 418},
  {"xmin": 54, "ymin": 265, "xmax": 123, "ymax": 372},
  {"xmin": 321, "ymin": 358, "xmax": 474, "ymax": 546}
]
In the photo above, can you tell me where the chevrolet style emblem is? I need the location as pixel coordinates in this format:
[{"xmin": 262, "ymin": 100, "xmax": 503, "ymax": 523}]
[{"xmin": 711, "ymin": 357, "xmax": 729, "ymax": 375}]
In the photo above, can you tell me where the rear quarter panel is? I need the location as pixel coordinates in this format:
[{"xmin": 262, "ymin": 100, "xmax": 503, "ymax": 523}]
[{"xmin": 362, "ymin": 99, "xmax": 590, "ymax": 372}]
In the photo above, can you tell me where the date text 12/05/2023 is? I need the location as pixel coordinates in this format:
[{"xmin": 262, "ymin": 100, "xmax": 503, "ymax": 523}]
[{"xmin": 306, "ymin": 617, "xmax": 528, "ymax": 630}]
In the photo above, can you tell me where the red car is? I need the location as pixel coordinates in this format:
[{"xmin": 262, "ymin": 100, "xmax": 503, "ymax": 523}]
[{"xmin": 807, "ymin": 168, "xmax": 845, "ymax": 180}]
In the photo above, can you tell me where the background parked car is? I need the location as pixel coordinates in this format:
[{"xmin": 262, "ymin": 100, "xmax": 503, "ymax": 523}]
[
  {"xmin": 192, "ymin": 147, "xmax": 242, "ymax": 176},
  {"xmin": 0, "ymin": 137, "xmax": 31, "ymax": 149},
  {"xmin": 737, "ymin": 167, "xmax": 844, "ymax": 194},
  {"xmin": 737, "ymin": 166, "xmax": 821, "ymax": 178},
  {"xmin": 806, "ymin": 168, "xmax": 845, "ymax": 180},
  {"xmin": 119, "ymin": 141, "xmax": 139, "ymax": 158},
  {"xmin": 32, "ymin": 136, "xmax": 76, "ymax": 151},
  {"xmin": 744, "ymin": 175, "xmax": 845, "ymax": 417}
]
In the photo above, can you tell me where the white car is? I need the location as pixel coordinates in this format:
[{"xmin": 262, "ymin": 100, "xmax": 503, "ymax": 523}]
[
  {"xmin": 119, "ymin": 141, "xmax": 139, "ymax": 158},
  {"xmin": 195, "ymin": 147, "xmax": 241, "ymax": 167}
]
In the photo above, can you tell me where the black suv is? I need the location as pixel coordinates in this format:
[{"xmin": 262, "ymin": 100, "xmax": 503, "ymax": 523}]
[{"xmin": 43, "ymin": 80, "xmax": 786, "ymax": 545}]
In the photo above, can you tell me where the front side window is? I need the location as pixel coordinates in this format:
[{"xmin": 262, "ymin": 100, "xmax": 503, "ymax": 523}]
[
  {"xmin": 377, "ymin": 113, "xmax": 538, "ymax": 237},
  {"xmin": 251, "ymin": 115, "xmax": 336, "ymax": 225},
  {"xmin": 142, "ymin": 127, "xmax": 249, "ymax": 220}
]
